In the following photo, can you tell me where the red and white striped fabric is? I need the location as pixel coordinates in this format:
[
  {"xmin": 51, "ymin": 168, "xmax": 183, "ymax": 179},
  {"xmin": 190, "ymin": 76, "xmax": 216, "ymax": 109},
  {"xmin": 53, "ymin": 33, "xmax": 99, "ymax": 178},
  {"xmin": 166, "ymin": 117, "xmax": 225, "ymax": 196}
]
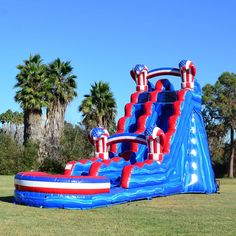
[
  {"xmin": 179, "ymin": 60, "xmax": 196, "ymax": 90},
  {"xmin": 95, "ymin": 134, "xmax": 109, "ymax": 159},
  {"xmin": 90, "ymin": 127, "xmax": 109, "ymax": 160},
  {"xmin": 15, "ymin": 172, "xmax": 110, "ymax": 195},
  {"xmin": 145, "ymin": 127, "xmax": 166, "ymax": 162},
  {"xmin": 131, "ymin": 64, "xmax": 149, "ymax": 91}
]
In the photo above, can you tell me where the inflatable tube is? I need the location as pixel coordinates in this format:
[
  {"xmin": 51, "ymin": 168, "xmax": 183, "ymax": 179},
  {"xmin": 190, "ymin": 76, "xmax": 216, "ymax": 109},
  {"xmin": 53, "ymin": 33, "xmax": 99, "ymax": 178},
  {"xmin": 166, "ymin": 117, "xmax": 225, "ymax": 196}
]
[{"xmin": 15, "ymin": 172, "xmax": 110, "ymax": 195}]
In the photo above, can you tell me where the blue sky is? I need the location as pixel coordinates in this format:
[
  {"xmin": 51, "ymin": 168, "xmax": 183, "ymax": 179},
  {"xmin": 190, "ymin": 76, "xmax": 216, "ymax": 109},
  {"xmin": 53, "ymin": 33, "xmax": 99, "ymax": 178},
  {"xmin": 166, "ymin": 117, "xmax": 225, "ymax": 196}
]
[{"xmin": 0, "ymin": 0, "xmax": 236, "ymax": 124}]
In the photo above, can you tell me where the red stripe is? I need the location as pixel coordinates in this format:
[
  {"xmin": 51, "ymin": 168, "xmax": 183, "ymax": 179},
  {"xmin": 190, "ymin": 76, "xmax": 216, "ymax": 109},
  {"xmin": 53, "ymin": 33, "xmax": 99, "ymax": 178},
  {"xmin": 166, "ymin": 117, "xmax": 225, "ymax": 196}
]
[
  {"xmin": 148, "ymin": 153, "xmax": 154, "ymax": 160},
  {"xmin": 131, "ymin": 92, "xmax": 141, "ymax": 103},
  {"xmin": 186, "ymin": 72, "xmax": 189, "ymax": 83},
  {"xmin": 89, "ymin": 162, "xmax": 103, "ymax": 176},
  {"xmin": 153, "ymin": 140, "xmax": 157, "ymax": 153},
  {"xmin": 121, "ymin": 160, "xmax": 154, "ymax": 188},
  {"xmin": 121, "ymin": 165, "xmax": 134, "ymax": 189},
  {"xmin": 95, "ymin": 140, "xmax": 99, "ymax": 152}
]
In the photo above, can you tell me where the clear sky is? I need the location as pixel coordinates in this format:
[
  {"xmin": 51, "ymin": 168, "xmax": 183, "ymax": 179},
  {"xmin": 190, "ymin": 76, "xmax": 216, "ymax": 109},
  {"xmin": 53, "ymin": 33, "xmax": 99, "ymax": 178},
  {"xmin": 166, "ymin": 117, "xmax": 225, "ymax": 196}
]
[{"xmin": 0, "ymin": 0, "xmax": 236, "ymax": 124}]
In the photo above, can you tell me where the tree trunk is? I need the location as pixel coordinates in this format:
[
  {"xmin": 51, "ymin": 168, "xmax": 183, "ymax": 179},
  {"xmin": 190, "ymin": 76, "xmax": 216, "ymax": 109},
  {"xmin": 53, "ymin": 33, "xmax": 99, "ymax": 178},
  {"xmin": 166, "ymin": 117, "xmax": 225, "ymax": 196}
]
[
  {"xmin": 23, "ymin": 109, "xmax": 43, "ymax": 145},
  {"xmin": 229, "ymin": 127, "xmax": 235, "ymax": 178},
  {"xmin": 41, "ymin": 100, "xmax": 66, "ymax": 160},
  {"xmin": 6, "ymin": 122, "xmax": 10, "ymax": 135},
  {"xmin": 15, "ymin": 125, "xmax": 24, "ymax": 145},
  {"xmin": 9, "ymin": 122, "xmax": 15, "ymax": 139},
  {"xmin": 1, "ymin": 122, "xmax": 6, "ymax": 133},
  {"xmin": 97, "ymin": 116, "xmax": 103, "ymax": 127}
]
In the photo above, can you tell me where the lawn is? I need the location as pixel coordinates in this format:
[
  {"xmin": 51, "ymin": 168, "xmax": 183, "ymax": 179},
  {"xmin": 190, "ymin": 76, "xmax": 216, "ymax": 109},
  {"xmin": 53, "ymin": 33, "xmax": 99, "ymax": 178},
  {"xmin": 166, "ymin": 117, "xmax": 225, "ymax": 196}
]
[{"xmin": 0, "ymin": 176, "xmax": 236, "ymax": 236}]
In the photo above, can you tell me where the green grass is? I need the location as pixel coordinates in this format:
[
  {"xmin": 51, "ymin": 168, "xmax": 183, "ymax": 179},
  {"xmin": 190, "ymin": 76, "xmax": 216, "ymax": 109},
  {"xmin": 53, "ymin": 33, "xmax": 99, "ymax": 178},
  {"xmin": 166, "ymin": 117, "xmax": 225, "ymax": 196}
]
[{"xmin": 0, "ymin": 176, "xmax": 236, "ymax": 236}]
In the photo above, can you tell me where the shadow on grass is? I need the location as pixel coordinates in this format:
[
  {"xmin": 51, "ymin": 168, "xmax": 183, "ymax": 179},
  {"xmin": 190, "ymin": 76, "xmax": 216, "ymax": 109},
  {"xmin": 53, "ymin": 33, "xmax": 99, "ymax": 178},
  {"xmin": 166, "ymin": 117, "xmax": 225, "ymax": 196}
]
[{"xmin": 0, "ymin": 196, "xmax": 14, "ymax": 203}]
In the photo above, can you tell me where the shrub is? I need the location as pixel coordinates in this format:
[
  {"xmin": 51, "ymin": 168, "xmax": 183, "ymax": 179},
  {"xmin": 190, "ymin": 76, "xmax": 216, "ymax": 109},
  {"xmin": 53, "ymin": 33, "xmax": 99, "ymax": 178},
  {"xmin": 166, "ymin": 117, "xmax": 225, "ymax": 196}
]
[
  {"xmin": 38, "ymin": 123, "xmax": 93, "ymax": 173},
  {"xmin": 0, "ymin": 133, "xmax": 38, "ymax": 174}
]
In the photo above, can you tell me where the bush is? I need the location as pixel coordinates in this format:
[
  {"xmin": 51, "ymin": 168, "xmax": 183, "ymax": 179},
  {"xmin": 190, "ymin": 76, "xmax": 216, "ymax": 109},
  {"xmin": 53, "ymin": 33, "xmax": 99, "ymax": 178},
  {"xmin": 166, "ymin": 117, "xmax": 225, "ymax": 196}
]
[
  {"xmin": 0, "ymin": 122, "xmax": 94, "ymax": 174},
  {"xmin": 38, "ymin": 122, "xmax": 93, "ymax": 173},
  {"xmin": 60, "ymin": 122, "xmax": 93, "ymax": 164},
  {"xmin": 0, "ymin": 133, "xmax": 38, "ymax": 175},
  {"xmin": 39, "ymin": 157, "xmax": 65, "ymax": 174}
]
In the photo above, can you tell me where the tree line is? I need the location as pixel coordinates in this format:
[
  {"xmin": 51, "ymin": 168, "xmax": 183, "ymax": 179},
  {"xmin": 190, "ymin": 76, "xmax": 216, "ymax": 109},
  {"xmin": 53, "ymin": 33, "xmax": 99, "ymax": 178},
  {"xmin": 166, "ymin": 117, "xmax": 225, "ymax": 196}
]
[
  {"xmin": 0, "ymin": 54, "xmax": 235, "ymax": 177},
  {"xmin": 202, "ymin": 72, "xmax": 236, "ymax": 178},
  {"xmin": 0, "ymin": 109, "xmax": 23, "ymax": 143}
]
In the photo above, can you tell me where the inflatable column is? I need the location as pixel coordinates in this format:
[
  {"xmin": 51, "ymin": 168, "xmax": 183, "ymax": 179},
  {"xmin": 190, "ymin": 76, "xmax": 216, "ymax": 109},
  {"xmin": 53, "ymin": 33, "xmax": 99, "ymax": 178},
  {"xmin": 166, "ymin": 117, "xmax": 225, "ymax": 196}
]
[
  {"xmin": 90, "ymin": 127, "xmax": 109, "ymax": 160},
  {"xmin": 145, "ymin": 126, "xmax": 166, "ymax": 162},
  {"xmin": 179, "ymin": 60, "xmax": 196, "ymax": 90},
  {"xmin": 131, "ymin": 64, "xmax": 149, "ymax": 91}
]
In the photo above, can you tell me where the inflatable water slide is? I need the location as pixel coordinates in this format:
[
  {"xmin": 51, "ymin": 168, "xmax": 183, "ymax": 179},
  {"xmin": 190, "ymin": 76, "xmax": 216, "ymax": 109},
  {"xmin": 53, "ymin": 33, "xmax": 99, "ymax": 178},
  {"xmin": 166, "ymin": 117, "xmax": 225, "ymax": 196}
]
[{"xmin": 14, "ymin": 60, "xmax": 217, "ymax": 209}]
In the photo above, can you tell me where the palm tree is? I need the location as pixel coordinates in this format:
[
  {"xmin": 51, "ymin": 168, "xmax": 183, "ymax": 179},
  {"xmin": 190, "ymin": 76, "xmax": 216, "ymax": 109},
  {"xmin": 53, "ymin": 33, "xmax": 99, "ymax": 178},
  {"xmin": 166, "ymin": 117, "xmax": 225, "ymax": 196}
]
[
  {"xmin": 79, "ymin": 81, "xmax": 117, "ymax": 133},
  {"xmin": 0, "ymin": 111, "xmax": 8, "ymax": 133},
  {"xmin": 5, "ymin": 109, "xmax": 14, "ymax": 137},
  {"xmin": 43, "ymin": 58, "xmax": 77, "ymax": 158},
  {"xmin": 0, "ymin": 110, "xmax": 23, "ymax": 141},
  {"xmin": 13, "ymin": 111, "xmax": 24, "ymax": 144},
  {"xmin": 15, "ymin": 54, "xmax": 47, "ymax": 144},
  {"xmin": 0, "ymin": 109, "xmax": 14, "ymax": 135}
]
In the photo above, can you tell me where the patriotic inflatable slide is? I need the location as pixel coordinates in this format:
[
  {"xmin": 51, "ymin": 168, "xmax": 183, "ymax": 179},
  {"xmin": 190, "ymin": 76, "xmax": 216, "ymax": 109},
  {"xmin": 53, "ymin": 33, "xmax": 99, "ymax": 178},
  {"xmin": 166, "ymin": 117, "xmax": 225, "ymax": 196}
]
[{"xmin": 14, "ymin": 60, "xmax": 217, "ymax": 209}]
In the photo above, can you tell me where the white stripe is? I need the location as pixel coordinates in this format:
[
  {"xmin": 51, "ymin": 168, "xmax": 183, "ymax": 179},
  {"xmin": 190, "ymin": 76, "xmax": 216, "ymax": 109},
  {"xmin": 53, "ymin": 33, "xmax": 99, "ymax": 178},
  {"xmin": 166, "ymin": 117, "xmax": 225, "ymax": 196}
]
[
  {"xmin": 103, "ymin": 152, "xmax": 109, "ymax": 160},
  {"xmin": 152, "ymin": 127, "xmax": 161, "ymax": 139},
  {"xmin": 15, "ymin": 179, "xmax": 110, "ymax": 190},
  {"xmin": 152, "ymin": 153, "xmax": 160, "ymax": 161},
  {"xmin": 104, "ymin": 136, "xmax": 107, "ymax": 152},
  {"xmin": 139, "ymin": 74, "xmax": 144, "ymax": 85},
  {"xmin": 144, "ymin": 70, "xmax": 148, "ymax": 78},
  {"xmin": 183, "ymin": 71, "xmax": 186, "ymax": 82},
  {"xmin": 139, "ymin": 85, "xmax": 145, "ymax": 91},
  {"xmin": 98, "ymin": 139, "xmax": 102, "ymax": 152},
  {"xmin": 189, "ymin": 68, "xmax": 192, "ymax": 81},
  {"xmin": 150, "ymin": 139, "xmax": 153, "ymax": 153},
  {"xmin": 186, "ymin": 174, "xmax": 198, "ymax": 187},
  {"xmin": 65, "ymin": 164, "xmax": 73, "ymax": 170},
  {"xmin": 185, "ymin": 60, "xmax": 191, "ymax": 69}
]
